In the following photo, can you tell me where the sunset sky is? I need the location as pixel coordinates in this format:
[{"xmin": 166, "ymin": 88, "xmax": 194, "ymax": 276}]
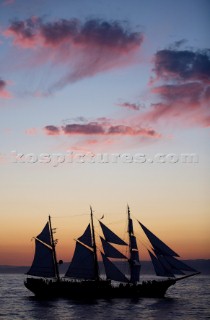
[{"xmin": 0, "ymin": 0, "xmax": 210, "ymax": 266}]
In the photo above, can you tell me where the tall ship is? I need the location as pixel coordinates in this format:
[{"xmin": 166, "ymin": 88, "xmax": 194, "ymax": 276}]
[{"xmin": 24, "ymin": 206, "xmax": 199, "ymax": 298}]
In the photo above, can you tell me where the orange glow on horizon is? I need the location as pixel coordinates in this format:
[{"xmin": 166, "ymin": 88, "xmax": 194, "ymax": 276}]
[{"xmin": 1, "ymin": 207, "xmax": 209, "ymax": 266}]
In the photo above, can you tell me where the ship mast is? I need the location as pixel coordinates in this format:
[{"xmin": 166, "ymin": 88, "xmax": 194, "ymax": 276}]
[
  {"xmin": 90, "ymin": 206, "xmax": 100, "ymax": 281},
  {"xmin": 127, "ymin": 205, "xmax": 133, "ymax": 281},
  {"xmin": 49, "ymin": 215, "xmax": 60, "ymax": 280}
]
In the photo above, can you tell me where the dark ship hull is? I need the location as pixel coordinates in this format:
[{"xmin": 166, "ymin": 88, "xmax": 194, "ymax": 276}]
[{"xmin": 24, "ymin": 277, "xmax": 176, "ymax": 299}]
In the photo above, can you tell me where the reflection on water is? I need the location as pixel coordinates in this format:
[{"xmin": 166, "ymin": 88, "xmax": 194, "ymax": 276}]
[{"xmin": 0, "ymin": 274, "xmax": 209, "ymax": 320}]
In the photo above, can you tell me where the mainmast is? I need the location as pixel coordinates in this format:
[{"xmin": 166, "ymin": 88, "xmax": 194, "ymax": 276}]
[
  {"xmin": 127, "ymin": 205, "xmax": 141, "ymax": 284},
  {"xmin": 48, "ymin": 215, "xmax": 60, "ymax": 280},
  {"xmin": 127, "ymin": 205, "xmax": 133, "ymax": 281},
  {"xmin": 90, "ymin": 206, "xmax": 100, "ymax": 281}
]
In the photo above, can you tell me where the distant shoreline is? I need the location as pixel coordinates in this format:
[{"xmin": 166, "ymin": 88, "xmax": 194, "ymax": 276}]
[{"xmin": 1, "ymin": 259, "xmax": 209, "ymax": 274}]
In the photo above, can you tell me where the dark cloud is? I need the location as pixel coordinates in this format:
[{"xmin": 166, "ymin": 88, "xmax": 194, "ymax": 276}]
[
  {"xmin": 154, "ymin": 49, "xmax": 210, "ymax": 83},
  {"xmin": 44, "ymin": 121, "xmax": 160, "ymax": 138},
  {"xmin": 117, "ymin": 102, "xmax": 141, "ymax": 111},
  {"xmin": 5, "ymin": 17, "xmax": 143, "ymax": 90},
  {"xmin": 0, "ymin": 78, "xmax": 12, "ymax": 98},
  {"xmin": 0, "ymin": 79, "xmax": 6, "ymax": 90},
  {"xmin": 9, "ymin": 19, "xmax": 37, "ymax": 40},
  {"xmin": 108, "ymin": 125, "xmax": 159, "ymax": 137},
  {"xmin": 45, "ymin": 125, "xmax": 60, "ymax": 135},
  {"xmin": 40, "ymin": 19, "xmax": 79, "ymax": 45},
  {"xmin": 62, "ymin": 123, "xmax": 105, "ymax": 135},
  {"xmin": 145, "ymin": 46, "xmax": 210, "ymax": 128},
  {"xmin": 6, "ymin": 17, "xmax": 143, "ymax": 50},
  {"xmin": 40, "ymin": 18, "xmax": 142, "ymax": 49},
  {"xmin": 152, "ymin": 82, "xmax": 204, "ymax": 105},
  {"xmin": 77, "ymin": 20, "xmax": 141, "ymax": 49},
  {"xmin": 145, "ymin": 82, "xmax": 210, "ymax": 126}
]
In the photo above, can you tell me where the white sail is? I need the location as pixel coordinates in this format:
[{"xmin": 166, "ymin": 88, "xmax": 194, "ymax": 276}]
[
  {"xmin": 138, "ymin": 221, "xmax": 179, "ymax": 257},
  {"xmin": 99, "ymin": 221, "xmax": 127, "ymax": 245},
  {"xmin": 65, "ymin": 242, "xmax": 95, "ymax": 279},
  {"xmin": 101, "ymin": 252, "xmax": 129, "ymax": 283},
  {"xmin": 27, "ymin": 239, "xmax": 56, "ymax": 277},
  {"xmin": 77, "ymin": 224, "xmax": 92, "ymax": 248},
  {"xmin": 100, "ymin": 237, "xmax": 127, "ymax": 259}
]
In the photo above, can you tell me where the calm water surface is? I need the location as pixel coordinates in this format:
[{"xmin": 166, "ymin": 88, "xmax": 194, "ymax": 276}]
[{"xmin": 0, "ymin": 274, "xmax": 209, "ymax": 319}]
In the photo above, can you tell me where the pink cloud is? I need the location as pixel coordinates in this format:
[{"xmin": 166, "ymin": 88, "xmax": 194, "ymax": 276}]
[
  {"xmin": 4, "ymin": 18, "xmax": 143, "ymax": 91},
  {"xmin": 0, "ymin": 79, "xmax": 12, "ymax": 99},
  {"xmin": 44, "ymin": 120, "xmax": 161, "ymax": 139},
  {"xmin": 118, "ymin": 47, "xmax": 210, "ymax": 131},
  {"xmin": 44, "ymin": 125, "xmax": 60, "ymax": 135},
  {"xmin": 151, "ymin": 84, "xmax": 209, "ymax": 126},
  {"xmin": 5, "ymin": 18, "xmax": 142, "ymax": 50},
  {"xmin": 25, "ymin": 128, "xmax": 38, "ymax": 135},
  {"xmin": 142, "ymin": 47, "xmax": 210, "ymax": 128}
]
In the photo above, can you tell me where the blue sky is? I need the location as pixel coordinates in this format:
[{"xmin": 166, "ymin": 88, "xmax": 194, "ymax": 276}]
[{"xmin": 0, "ymin": 0, "xmax": 209, "ymax": 264}]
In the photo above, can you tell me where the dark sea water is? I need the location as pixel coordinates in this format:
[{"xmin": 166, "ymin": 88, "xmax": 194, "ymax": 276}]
[{"xmin": 0, "ymin": 274, "xmax": 209, "ymax": 320}]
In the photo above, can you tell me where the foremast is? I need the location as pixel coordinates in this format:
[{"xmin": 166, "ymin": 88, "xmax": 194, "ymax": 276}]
[
  {"xmin": 48, "ymin": 215, "xmax": 60, "ymax": 280},
  {"xmin": 90, "ymin": 206, "xmax": 100, "ymax": 281}
]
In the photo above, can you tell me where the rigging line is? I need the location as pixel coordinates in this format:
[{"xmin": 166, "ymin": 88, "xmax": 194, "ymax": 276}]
[
  {"xmin": 97, "ymin": 217, "xmax": 126, "ymax": 226},
  {"xmin": 138, "ymin": 236, "xmax": 154, "ymax": 252},
  {"xmin": 105, "ymin": 219, "xmax": 126, "ymax": 226},
  {"xmin": 51, "ymin": 213, "xmax": 89, "ymax": 219},
  {"xmin": 96, "ymin": 222, "xmax": 128, "ymax": 244},
  {"xmin": 135, "ymin": 231, "xmax": 151, "ymax": 249}
]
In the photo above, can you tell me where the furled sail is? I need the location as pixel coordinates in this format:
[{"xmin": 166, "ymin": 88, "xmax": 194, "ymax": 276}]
[
  {"xmin": 27, "ymin": 222, "xmax": 56, "ymax": 277},
  {"xmin": 99, "ymin": 221, "xmax": 127, "ymax": 245},
  {"xmin": 131, "ymin": 249, "xmax": 140, "ymax": 262},
  {"xmin": 138, "ymin": 221, "xmax": 179, "ymax": 257},
  {"xmin": 65, "ymin": 242, "xmax": 95, "ymax": 279},
  {"xmin": 128, "ymin": 214, "xmax": 141, "ymax": 283},
  {"xmin": 77, "ymin": 224, "xmax": 92, "ymax": 248},
  {"xmin": 100, "ymin": 237, "xmax": 127, "ymax": 259},
  {"xmin": 128, "ymin": 218, "xmax": 134, "ymax": 234},
  {"xmin": 130, "ymin": 235, "xmax": 138, "ymax": 249},
  {"xmin": 130, "ymin": 260, "xmax": 141, "ymax": 283},
  {"xmin": 101, "ymin": 252, "xmax": 129, "ymax": 283}
]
